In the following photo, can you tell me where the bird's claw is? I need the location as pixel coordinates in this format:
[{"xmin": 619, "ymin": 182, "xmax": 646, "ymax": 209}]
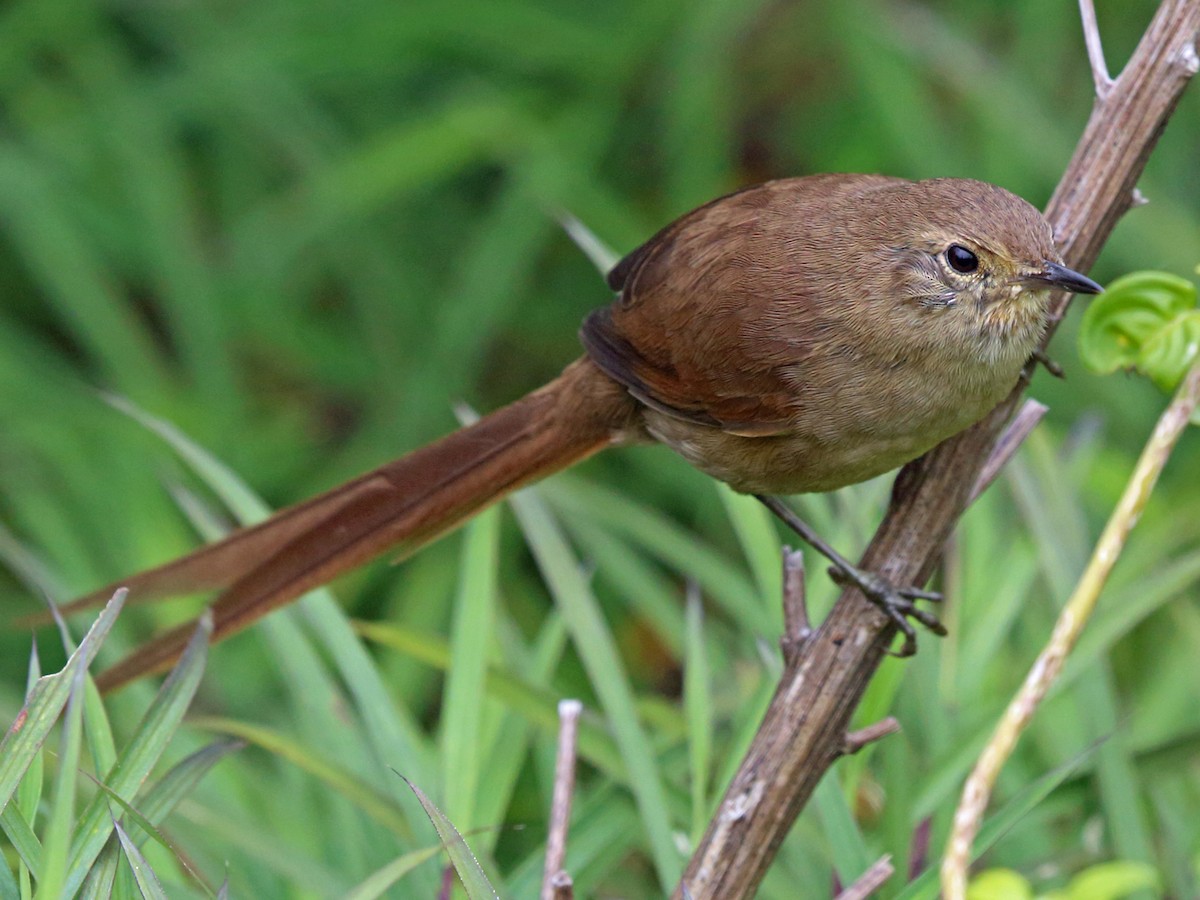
[{"xmin": 827, "ymin": 565, "xmax": 947, "ymax": 657}]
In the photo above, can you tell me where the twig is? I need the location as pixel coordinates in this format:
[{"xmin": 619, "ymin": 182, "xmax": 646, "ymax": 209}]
[
  {"xmin": 969, "ymin": 399, "xmax": 1049, "ymax": 504},
  {"xmin": 941, "ymin": 360, "xmax": 1200, "ymax": 898},
  {"xmin": 843, "ymin": 717, "xmax": 901, "ymax": 756},
  {"xmin": 675, "ymin": 3, "xmax": 1200, "ymax": 897},
  {"xmin": 833, "ymin": 855, "xmax": 895, "ymax": 900},
  {"xmin": 780, "ymin": 547, "xmax": 810, "ymax": 663},
  {"xmin": 1079, "ymin": 0, "xmax": 1115, "ymax": 97},
  {"xmin": 541, "ymin": 699, "xmax": 583, "ymax": 900},
  {"xmin": 549, "ymin": 871, "xmax": 574, "ymax": 900}
]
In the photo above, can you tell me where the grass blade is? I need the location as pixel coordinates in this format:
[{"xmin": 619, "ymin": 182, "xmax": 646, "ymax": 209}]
[
  {"xmin": 715, "ymin": 484, "xmax": 783, "ymax": 620},
  {"xmin": 31, "ymin": 652, "xmax": 87, "ymax": 900},
  {"xmin": 441, "ymin": 507, "xmax": 501, "ymax": 831},
  {"xmin": 354, "ymin": 620, "xmax": 626, "ymax": 779},
  {"xmin": 341, "ymin": 846, "xmax": 442, "ymax": 900},
  {"xmin": 400, "ymin": 776, "xmax": 498, "ymax": 900},
  {"xmin": 0, "ymin": 591, "xmax": 126, "ymax": 817},
  {"xmin": 684, "ymin": 589, "xmax": 712, "ymax": 843},
  {"xmin": 62, "ymin": 613, "xmax": 210, "ymax": 897},
  {"xmin": 895, "ymin": 746, "xmax": 1095, "ymax": 900},
  {"xmin": 115, "ymin": 392, "xmax": 439, "ymax": 820},
  {"xmin": 510, "ymin": 488, "xmax": 683, "ymax": 889},
  {"xmin": 187, "ymin": 716, "xmax": 413, "ymax": 837},
  {"xmin": 113, "ymin": 821, "xmax": 169, "ymax": 900}
]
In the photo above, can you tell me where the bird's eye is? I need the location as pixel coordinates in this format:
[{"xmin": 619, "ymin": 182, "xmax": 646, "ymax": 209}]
[{"xmin": 946, "ymin": 244, "xmax": 979, "ymax": 274}]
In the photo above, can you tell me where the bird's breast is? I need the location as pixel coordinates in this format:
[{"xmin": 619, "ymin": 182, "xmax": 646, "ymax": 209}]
[{"xmin": 643, "ymin": 340, "xmax": 1023, "ymax": 495}]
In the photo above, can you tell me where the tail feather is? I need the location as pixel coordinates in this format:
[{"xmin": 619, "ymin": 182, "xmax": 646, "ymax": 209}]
[
  {"xmin": 52, "ymin": 471, "xmax": 393, "ymax": 615},
  {"xmin": 84, "ymin": 358, "xmax": 636, "ymax": 692}
]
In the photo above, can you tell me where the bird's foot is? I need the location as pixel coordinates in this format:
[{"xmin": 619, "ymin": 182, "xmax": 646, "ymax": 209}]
[
  {"xmin": 753, "ymin": 494, "xmax": 946, "ymax": 656},
  {"xmin": 826, "ymin": 561, "xmax": 946, "ymax": 657}
]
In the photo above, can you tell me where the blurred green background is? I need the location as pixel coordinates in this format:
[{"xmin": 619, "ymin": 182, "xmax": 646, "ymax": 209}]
[{"xmin": 2, "ymin": 0, "xmax": 1199, "ymax": 896}]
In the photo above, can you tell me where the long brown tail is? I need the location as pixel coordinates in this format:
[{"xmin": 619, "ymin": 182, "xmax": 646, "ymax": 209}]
[{"xmin": 62, "ymin": 358, "xmax": 636, "ymax": 692}]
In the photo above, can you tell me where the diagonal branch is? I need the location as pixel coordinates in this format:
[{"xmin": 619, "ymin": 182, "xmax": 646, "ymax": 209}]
[{"xmin": 676, "ymin": 2, "xmax": 1200, "ymax": 897}]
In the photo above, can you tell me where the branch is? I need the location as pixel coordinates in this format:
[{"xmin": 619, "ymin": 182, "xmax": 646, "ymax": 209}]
[{"xmin": 675, "ymin": 2, "xmax": 1200, "ymax": 896}]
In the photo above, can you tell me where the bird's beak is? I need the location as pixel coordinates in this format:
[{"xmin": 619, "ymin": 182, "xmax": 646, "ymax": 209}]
[{"xmin": 1025, "ymin": 261, "xmax": 1103, "ymax": 295}]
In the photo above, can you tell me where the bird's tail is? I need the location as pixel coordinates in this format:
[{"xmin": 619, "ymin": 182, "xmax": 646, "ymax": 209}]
[{"xmin": 56, "ymin": 357, "xmax": 635, "ymax": 692}]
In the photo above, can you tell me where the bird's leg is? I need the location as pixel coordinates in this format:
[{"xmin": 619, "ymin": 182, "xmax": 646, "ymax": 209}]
[{"xmin": 753, "ymin": 495, "xmax": 946, "ymax": 657}]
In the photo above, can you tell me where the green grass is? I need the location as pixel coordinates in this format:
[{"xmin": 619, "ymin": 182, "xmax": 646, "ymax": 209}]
[{"xmin": 3, "ymin": 0, "xmax": 1200, "ymax": 896}]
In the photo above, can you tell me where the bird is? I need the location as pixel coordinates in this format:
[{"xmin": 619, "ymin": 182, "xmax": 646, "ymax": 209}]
[{"xmin": 48, "ymin": 173, "xmax": 1102, "ymax": 690}]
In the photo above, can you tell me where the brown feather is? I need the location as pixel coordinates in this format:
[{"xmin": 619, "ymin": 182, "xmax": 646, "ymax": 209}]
[{"xmin": 91, "ymin": 358, "xmax": 637, "ymax": 691}]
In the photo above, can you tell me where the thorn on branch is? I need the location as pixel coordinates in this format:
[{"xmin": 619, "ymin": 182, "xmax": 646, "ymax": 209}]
[
  {"xmin": 1181, "ymin": 39, "xmax": 1199, "ymax": 76},
  {"xmin": 842, "ymin": 717, "xmax": 901, "ymax": 755},
  {"xmin": 1079, "ymin": 0, "xmax": 1115, "ymax": 97}
]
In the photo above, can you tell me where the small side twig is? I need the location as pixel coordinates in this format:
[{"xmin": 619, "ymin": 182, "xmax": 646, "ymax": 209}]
[
  {"xmin": 542, "ymin": 699, "xmax": 583, "ymax": 900},
  {"xmin": 833, "ymin": 855, "xmax": 895, "ymax": 900},
  {"xmin": 842, "ymin": 717, "xmax": 901, "ymax": 756},
  {"xmin": 941, "ymin": 360, "xmax": 1200, "ymax": 899},
  {"xmin": 1079, "ymin": 0, "xmax": 1114, "ymax": 97},
  {"xmin": 969, "ymin": 399, "xmax": 1049, "ymax": 503},
  {"xmin": 780, "ymin": 547, "xmax": 810, "ymax": 663}
]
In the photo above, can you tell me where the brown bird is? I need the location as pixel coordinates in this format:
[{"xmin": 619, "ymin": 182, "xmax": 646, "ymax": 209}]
[{"xmin": 55, "ymin": 174, "xmax": 1101, "ymax": 690}]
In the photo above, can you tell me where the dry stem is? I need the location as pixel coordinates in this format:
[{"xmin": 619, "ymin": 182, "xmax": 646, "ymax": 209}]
[
  {"xmin": 834, "ymin": 855, "xmax": 895, "ymax": 900},
  {"xmin": 941, "ymin": 360, "xmax": 1200, "ymax": 898},
  {"xmin": 541, "ymin": 699, "xmax": 582, "ymax": 900}
]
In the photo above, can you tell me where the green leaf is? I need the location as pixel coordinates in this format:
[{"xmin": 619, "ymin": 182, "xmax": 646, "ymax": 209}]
[
  {"xmin": 1064, "ymin": 861, "xmax": 1160, "ymax": 900},
  {"xmin": 896, "ymin": 747, "xmax": 1092, "ymax": 900},
  {"xmin": 113, "ymin": 821, "xmax": 170, "ymax": 900},
  {"xmin": 510, "ymin": 488, "xmax": 683, "ymax": 889},
  {"xmin": 441, "ymin": 507, "xmax": 501, "ymax": 831},
  {"xmin": 341, "ymin": 846, "xmax": 443, "ymax": 900},
  {"xmin": 0, "ymin": 841, "xmax": 17, "ymax": 900},
  {"xmin": 715, "ymin": 483, "xmax": 783, "ymax": 621},
  {"xmin": 1138, "ymin": 310, "xmax": 1200, "ymax": 393},
  {"xmin": 0, "ymin": 804, "xmax": 41, "ymax": 884},
  {"xmin": 813, "ymin": 776, "xmax": 873, "ymax": 889},
  {"xmin": 683, "ymin": 591, "xmax": 712, "ymax": 843},
  {"xmin": 113, "ymin": 391, "xmax": 440, "ymax": 825},
  {"xmin": 132, "ymin": 740, "xmax": 244, "ymax": 836},
  {"xmin": 31, "ymin": 652, "xmax": 88, "ymax": 900},
  {"xmin": 0, "ymin": 591, "xmax": 126, "ymax": 818},
  {"xmin": 62, "ymin": 612, "xmax": 210, "ymax": 897},
  {"xmin": 1078, "ymin": 270, "xmax": 1200, "ymax": 393},
  {"xmin": 965, "ymin": 867, "xmax": 1034, "ymax": 900},
  {"xmin": 399, "ymin": 776, "xmax": 498, "ymax": 900},
  {"xmin": 353, "ymin": 620, "xmax": 626, "ymax": 779},
  {"xmin": 187, "ymin": 716, "xmax": 413, "ymax": 837},
  {"xmin": 13, "ymin": 646, "xmax": 44, "ymax": 880}
]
